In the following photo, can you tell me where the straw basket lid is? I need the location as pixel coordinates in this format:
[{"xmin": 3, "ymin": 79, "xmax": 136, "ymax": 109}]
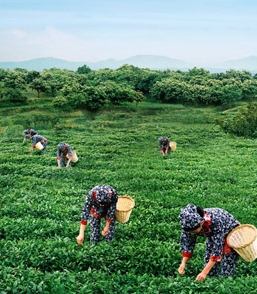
[
  {"xmin": 116, "ymin": 196, "xmax": 135, "ymax": 223},
  {"xmin": 227, "ymin": 224, "xmax": 257, "ymax": 249}
]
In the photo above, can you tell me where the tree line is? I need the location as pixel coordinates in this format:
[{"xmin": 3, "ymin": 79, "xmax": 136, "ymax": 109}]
[{"xmin": 1, "ymin": 64, "xmax": 257, "ymax": 111}]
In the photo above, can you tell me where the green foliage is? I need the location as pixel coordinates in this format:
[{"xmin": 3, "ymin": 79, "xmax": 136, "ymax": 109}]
[
  {"xmin": 216, "ymin": 103, "xmax": 257, "ymax": 138},
  {"xmin": 76, "ymin": 64, "xmax": 92, "ymax": 75},
  {"xmin": 150, "ymin": 78, "xmax": 190, "ymax": 103},
  {"xmin": 0, "ymin": 87, "xmax": 28, "ymax": 104},
  {"xmin": 1, "ymin": 66, "xmax": 257, "ymax": 110},
  {"xmin": 53, "ymin": 95, "xmax": 70, "ymax": 109},
  {"xmin": 1, "ymin": 90, "xmax": 257, "ymax": 293}
]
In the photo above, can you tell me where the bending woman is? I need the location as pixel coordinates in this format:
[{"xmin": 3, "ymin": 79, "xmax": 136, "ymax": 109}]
[{"xmin": 178, "ymin": 203, "xmax": 240, "ymax": 281}]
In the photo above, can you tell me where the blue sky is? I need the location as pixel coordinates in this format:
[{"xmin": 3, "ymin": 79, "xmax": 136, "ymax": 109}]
[{"xmin": 1, "ymin": 0, "xmax": 257, "ymax": 66}]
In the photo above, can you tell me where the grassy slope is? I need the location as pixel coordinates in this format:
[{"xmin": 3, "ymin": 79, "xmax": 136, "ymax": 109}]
[{"xmin": 0, "ymin": 100, "xmax": 257, "ymax": 293}]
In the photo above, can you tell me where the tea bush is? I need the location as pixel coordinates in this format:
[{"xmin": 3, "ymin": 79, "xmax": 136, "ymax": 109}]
[{"xmin": 0, "ymin": 101, "xmax": 257, "ymax": 293}]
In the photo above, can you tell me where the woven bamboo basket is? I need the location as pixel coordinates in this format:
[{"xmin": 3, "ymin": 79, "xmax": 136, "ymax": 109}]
[
  {"xmin": 116, "ymin": 196, "xmax": 135, "ymax": 223},
  {"xmin": 227, "ymin": 224, "xmax": 257, "ymax": 262},
  {"xmin": 35, "ymin": 142, "xmax": 44, "ymax": 150},
  {"xmin": 71, "ymin": 150, "xmax": 78, "ymax": 163},
  {"xmin": 169, "ymin": 141, "xmax": 177, "ymax": 151}
]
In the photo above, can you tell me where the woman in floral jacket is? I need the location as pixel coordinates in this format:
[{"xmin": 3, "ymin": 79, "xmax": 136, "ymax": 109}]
[
  {"xmin": 178, "ymin": 203, "xmax": 240, "ymax": 281},
  {"xmin": 76, "ymin": 184, "xmax": 118, "ymax": 244}
]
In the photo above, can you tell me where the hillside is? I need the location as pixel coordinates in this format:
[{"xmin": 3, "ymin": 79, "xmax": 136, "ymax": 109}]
[{"xmin": 0, "ymin": 99, "xmax": 257, "ymax": 292}]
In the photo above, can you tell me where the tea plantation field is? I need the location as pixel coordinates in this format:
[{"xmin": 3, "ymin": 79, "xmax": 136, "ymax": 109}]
[{"xmin": 0, "ymin": 101, "xmax": 257, "ymax": 293}]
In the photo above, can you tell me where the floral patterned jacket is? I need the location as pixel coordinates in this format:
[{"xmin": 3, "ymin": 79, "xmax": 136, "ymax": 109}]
[
  {"xmin": 80, "ymin": 185, "xmax": 118, "ymax": 225},
  {"xmin": 180, "ymin": 208, "xmax": 240, "ymax": 261}
]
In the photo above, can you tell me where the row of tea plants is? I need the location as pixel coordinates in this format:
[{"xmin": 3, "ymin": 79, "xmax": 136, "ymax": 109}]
[{"xmin": 0, "ymin": 102, "xmax": 257, "ymax": 293}]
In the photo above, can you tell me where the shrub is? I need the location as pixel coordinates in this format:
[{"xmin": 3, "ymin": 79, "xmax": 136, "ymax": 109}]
[
  {"xmin": 0, "ymin": 87, "xmax": 27, "ymax": 105},
  {"xmin": 216, "ymin": 103, "xmax": 257, "ymax": 138}
]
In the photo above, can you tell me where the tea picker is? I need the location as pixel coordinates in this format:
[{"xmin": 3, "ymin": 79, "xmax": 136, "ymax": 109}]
[
  {"xmin": 158, "ymin": 136, "xmax": 171, "ymax": 155},
  {"xmin": 23, "ymin": 128, "xmax": 38, "ymax": 143},
  {"xmin": 158, "ymin": 136, "xmax": 177, "ymax": 155},
  {"xmin": 76, "ymin": 185, "xmax": 118, "ymax": 244},
  {"xmin": 178, "ymin": 204, "xmax": 242, "ymax": 281},
  {"xmin": 56, "ymin": 142, "xmax": 78, "ymax": 168},
  {"xmin": 25, "ymin": 134, "xmax": 48, "ymax": 152},
  {"xmin": 76, "ymin": 185, "xmax": 135, "ymax": 244}
]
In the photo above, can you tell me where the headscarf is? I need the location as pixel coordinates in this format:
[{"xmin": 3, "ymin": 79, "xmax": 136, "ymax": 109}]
[
  {"xmin": 58, "ymin": 142, "xmax": 66, "ymax": 150},
  {"xmin": 93, "ymin": 185, "xmax": 113, "ymax": 205},
  {"xmin": 179, "ymin": 204, "xmax": 204, "ymax": 231}
]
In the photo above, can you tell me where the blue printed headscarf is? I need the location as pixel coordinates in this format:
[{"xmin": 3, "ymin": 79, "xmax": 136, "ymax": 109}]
[
  {"xmin": 179, "ymin": 204, "xmax": 204, "ymax": 230},
  {"xmin": 92, "ymin": 185, "xmax": 113, "ymax": 205},
  {"xmin": 58, "ymin": 142, "xmax": 66, "ymax": 150}
]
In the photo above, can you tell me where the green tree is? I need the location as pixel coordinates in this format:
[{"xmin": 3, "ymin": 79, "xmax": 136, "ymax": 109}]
[
  {"xmin": 240, "ymin": 79, "xmax": 257, "ymax": 101},
  {"xmin": 187, "ymin": 84, "xmax": 211, "ymax": 105},
  {"xmin": 65, "ymin": 85, "xmax": 106, "ymax": 111},
  {"xmin": 76, "ymin": 64, "xmax": 92, "ymax": 75},
  {"xmin": 222, "ymin": 69, "xmax": 253, "ymax": 82},
  {"xmin": 0, "ymin": 87, "xmax": 27, "ymax": 104},
  {"xmin": 217, "ymin": 103, "xmax": 257, "ymax": 138},
  {"xmin": 30, "ymin": 77, "xmax": 49, "ymax": 98},
  {"xmin": 0, "ymin": 69, "xmax": 9, "ymax": 83},
  {"xmin": 99, "ymin": 81, "xmax": 145, "ymax": 105},
  {"xmin": 88, "ymin": 68, "xmax": 115, "ymax": 85},
  {"xmin": 3, "ymin": 71, "xmax": 27, "ymax": 90},
  {"xmin": 183, "ymin": 67, "xmax": 212, "ymax": 82},
  {"xmin": 150, "ymin": 78, "xmax": 190, "ymax": 103},
  {"xmin": 26, "ymin": 70, "xmax": 40, "ymax": 84},
  {"xmin": 219, "ymin": 84, "xmax": 242, "ymax": 107}
]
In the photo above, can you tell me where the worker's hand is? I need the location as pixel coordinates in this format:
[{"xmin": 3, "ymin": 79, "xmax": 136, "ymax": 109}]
[
  {"xmin": 76, "ymin": 235, "xmax": 84, "ymax": 245},
  {"xmin": 195, "ymin": 272, "xmax": 207, "ymax": 282},
  {"xmin": 29, "ymin": 147, "xmax": 34, "ymax": 152},
  {"xmin": 66, "ymin": 165, "xmax": 70, "ymax": 168},
  {"xmin": 101, "ymin": 227, "xmax": 109, "ymax": 236},
  {"xmin": 178, "ymin": 264, "xmax": 186, "ymax": 275}
]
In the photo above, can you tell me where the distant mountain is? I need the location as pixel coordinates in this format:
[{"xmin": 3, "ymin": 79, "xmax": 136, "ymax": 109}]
[
  {"xmin": 0, "ymin": 55, "xmax": 257, "ymax": 73},
  {"xmin": 217, "ymin": 56, "xmax": 257, "ymax": 71},
  {"xmin": 0, "ymin": 55, "xmax": 193, "ymax": 72},
  {"xmin": 0, "ymin": 57, "xmax": 84, "ymax": 71}
]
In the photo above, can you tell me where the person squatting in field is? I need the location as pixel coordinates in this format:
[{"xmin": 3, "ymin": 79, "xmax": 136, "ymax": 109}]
[
  {"xmin": 26, "ymin": 134, "xmax": 48, "ymax": 152},
  {"xmin": 158, "ymin": 136, "xmax": 171, "ymax": 155},
  {"xmin": 23, "ymin": 129, "xmax": 38, "ymax": 143},
  {"xmin": 56, "ymin": 142, "xmax": 72, "ymax": 168},
  {"xmin": 178, "ymin": 203, "xmax": 240, "ymax": 281},
  {"xmin": 76, "ymin": 184, "xmax": 118, "ymax": 244}
]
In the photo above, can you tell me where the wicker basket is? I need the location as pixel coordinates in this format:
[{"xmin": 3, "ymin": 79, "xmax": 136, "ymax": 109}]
[
  {"xmin": 35, "ymin": 142, "xmax": 44, "ymax": 150},
  {"xmin": 71, "ymin": 150, "xmax": 78, "ymax": 163},
  {"xmin": 116, "ymin": 196, "xmax": 135, "ymax": 223},
  {"xmin": 227, "ymin": 224, "xmax": 257, "ymax": 262},
  {"xmin": 169, "ymin": 141, "xmax": 177, "ymax": 151}
]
